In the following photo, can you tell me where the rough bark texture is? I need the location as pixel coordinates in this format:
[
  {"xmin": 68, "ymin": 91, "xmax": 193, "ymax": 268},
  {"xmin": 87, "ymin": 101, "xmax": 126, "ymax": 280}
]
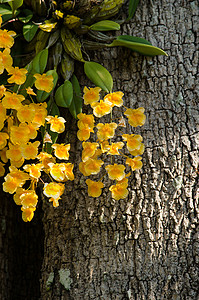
[
  {"xmin": 40, "ymin": 0, "xmax": 199, "ymax": 299},
  {"xmin": 0, "ymin": 0, "xmax": 198, "ymax": 299}
]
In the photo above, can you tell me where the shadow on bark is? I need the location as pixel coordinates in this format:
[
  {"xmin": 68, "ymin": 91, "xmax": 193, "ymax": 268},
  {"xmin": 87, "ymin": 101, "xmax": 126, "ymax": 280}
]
[{"xmin": 0, "ymin": 181, "xmax": 44, "ymax": 300}]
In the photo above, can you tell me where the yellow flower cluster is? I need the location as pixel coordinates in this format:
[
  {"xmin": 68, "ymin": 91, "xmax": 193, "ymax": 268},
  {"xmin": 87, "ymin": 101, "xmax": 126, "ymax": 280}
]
[
  {"xmin": 77, "ymin": 86, "xmax": 146, "ymax": 200},
  {"xmin": 0, "ymin": 18, "xmax": 73, "ymax": 221}
]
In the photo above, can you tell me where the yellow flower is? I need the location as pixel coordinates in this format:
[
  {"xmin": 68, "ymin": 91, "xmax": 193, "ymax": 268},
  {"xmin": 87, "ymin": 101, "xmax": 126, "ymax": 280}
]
[
  {"xmin": 90, "ymin": 149, "xmax": 102, "ymax": 159},
  {"xmin": 0, "ymin": 161, "xmax": 5, "ymax": 177},
  {"xmin": 100, "ymin": 141, "xmax": 110, "ymax": 153},
  {"xmin": 17, "ymin": 104, "xmax": 35, "ymax": 123},
  {"xmin": 83, "ymin": 86, "xmax": 101, "ymax": 105},
  {"xmin": 34, "ymin": 73, "xmax": 54, "ymax": 93},
  {"xmin": 105, "ymin": 164, "xmax": 126, "ymax": 181},
  {"xmin": 6, "ymin": 144, "xmax": 22, "ymax": 162},
  {"xmin": 10, "ymin": 123, "xmax": 30, "ymax": 145},
  {"xmin": 0, "ymin": 29, "xmax": 16, "ymax": 48},
  {"xmin": 20, "ymin": 141, "xmax": 40, "ymax": 160},
  {"xmin": 104, "ymin": 91, "xmax": 124, "ymax": 107},
  {"xmin": 48, "ymin": 162, "xmax": 74, "ymax": 182},
  {"xmin": 126, "ymin": 156, "xmax": 143, "ymax": 171},
  {"xmin": 61, "ymin": 163, "xmax": 74, "ymax": 181},
  {"xmin": 21, "ymin": 207, "xmax": 36, "ymax": 222},
  {"xmin": 52, "ymin": 143, "xmax": 70, "ymax": 160},
  {"xmin": 3, "ymin": 177, "xmax": 19, "ymax": 194},
  {"xmin": 26, "ymin": 87, "xmax": 36, "ymax": 96},
  {"xmin": 107, "ymin": 142, "xmax": 124, "ymax": 155},
  {"xmin": 46, "ymin": 115, "xmax": 66, "ymax": 133},
  {"xmin": 0, "ymin": 132, "xmax": 9, "ymax": 150},
  {"xmin": 82, "ymin": 142, "xmax": 99, "ymax": 162},
  {"xmin": 0, "ymin": 146, "xmax": 8, "ymax": 163},
  {"xmin": 84, "ymin": 158, "xmax": 104, "ymax": 176},
  {"xmin": 23, "ymin": 164, "xmax": 43, "ymax": 179},
  {"xmin": 39, "ymin": 20, "xmax": 57, "ymax": 32},
  {"xmin": 32, "ymin": 102, "xmax": 47, "ymax": 127},
  {"xmin": 118, "ymin": 116, "xmax": 126, "ymax": 127},
  {"xmin": 109, "ymin": 178, "xmax": 129, "ymax": 200},
  {"xmin": 79, "ymin": 161, "xmax": 88, "ymax": 176},
  {"xmin": 5, "ymin": 166, "xmax": 30, "ymax": 183},
  {"xmin": 20, "ymin": 190, "xmax": 38, "ymax": 208},
  {"xmin": 122, "ymin": 134, "xmax": 143, "ymax": 152},
  {"xmin": 7, "ymin": 66, "xmax": 28, "ymax": 85},
  {"xmin": 0, "ymin": 85, "xmax": 6, "ymax": 98},
  {"xmin": 48, "ymin": 163, "xmax": 67, "ymax": 182},
  {"xmin": 0, "ymin": 48, "xmax": 13, "ymax": 73},
  {"xmin": 96, "ymin": 123, "xmax": 117, "ymax": 141},
  {"xmin": 91, "ymin": 100, "xmax": 112, "ymax": 117},
  {"xmin": 43, "ymin": 182, "xmax": 65, "ymax": 201},
  {"xmin": 10, "ymin": 157, "xmax": 25, "ymax": 168},
  {"xmin": 13, "ymin": 187, "xmax": 26, "ymax": 205},
  {"xmin": 86, "ymin": 179, "xmax": 104, "ymax": 197},
  {"xmin": 49, "ymin": 198, "xmax": 60, "ymax": 207},
  {"xmin": 3, "ymin": 166, "xmax": 29, "ymax": 193},
  {"xmin": 79, "ymin": 158, "xmax": 104, "ymax": 176},
  {"xmin": 37, "ymin": 152, "xmax": 56, "ymax": 169},
  {"xmin": 26, "ymin": 123, "xmax": 38, "ymax": 140},
  {"xmin": 77, "ymin": 128, "xmax": 93, "ymax": 141},
  {"xmin": 43, "ymin": 132, "xmax": 52, "ymax": 143},
  {"xmin": 129, "ymin": 143, "xmax": 145, "ymax": 156},
  {"xmin": 77, "ymin": 113, "xmax": 94, "ymax": 130},
  {"xmin": 124, "ymin": 107, "xmax": 146, "ymax": 127},
  {"xmin": 2, "ymin": 91, "xmax": 24, "ymax": 110},
  {"xmin": 54, "ymin": 10, "xmax": 64, "ymax": 19}
]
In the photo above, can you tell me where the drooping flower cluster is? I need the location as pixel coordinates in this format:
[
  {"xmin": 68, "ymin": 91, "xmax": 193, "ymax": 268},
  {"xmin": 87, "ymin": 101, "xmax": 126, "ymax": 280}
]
[
  {"xmin": 77, "ymin": 86, "xmax": 146, "ymax": 200},
  {"xmin": 0, "ymin": 18, "xmax": 74, "ymax": 222}
]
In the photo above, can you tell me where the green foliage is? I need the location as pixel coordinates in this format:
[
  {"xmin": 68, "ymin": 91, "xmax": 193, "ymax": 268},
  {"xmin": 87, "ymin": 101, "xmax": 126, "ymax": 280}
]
[
  {"xmin": 90, "ymin": 20, "xmax": 120, "ymax": 31},
  {"xmin": 84, "ymin": 61, "xmax": 113, "ymax": 93},
  {"xmin": 55, "ymin": 80, "xmax": 73, "ymax": 108},
  {"xmin": 8, "ymin": 0, "xmax": 23, "ymax": 15},
  {"xmin": 18, "ymin": 8, "xmax": 33, "ymax": 23},
  {"xmin": 69, "ymin": 75, "xmax": 82, "ymax": 119},
  {"xmin": 32, "ymin": 49, "xmax": 48, "ymax": 73},
  {"xmin": 127, "ymin": 0, "xmax": 140, "ymax": 21},
  {"xmin": 0, "ymin": 0, "xmax": 167, "ymax": 119},
  {"xmin": 109, "ymin": 35, "xmax": 168, "ymax": 56},
  {"xmin": 23, "ymin": 23, "xmax": 38, "ymax": 42},
  {"xmin": 0, "ymin": 3, "xmax": 14, "ymax": 21}
]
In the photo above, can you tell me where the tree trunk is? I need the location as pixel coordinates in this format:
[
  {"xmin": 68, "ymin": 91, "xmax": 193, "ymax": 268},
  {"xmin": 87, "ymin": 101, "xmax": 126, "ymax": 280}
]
[
  {"xmin": 40, "ymin": 0, "xmax": 199, "ymax": 299},
  {"xmin": 0, "ymin": 0, "xmax": 198, "ymax": 299}
]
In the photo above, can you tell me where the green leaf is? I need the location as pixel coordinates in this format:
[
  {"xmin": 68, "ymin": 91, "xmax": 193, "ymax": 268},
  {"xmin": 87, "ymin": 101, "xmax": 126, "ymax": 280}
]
[
  {"xmin": 127, "ymin": 0, "xmax": 140, "ymax": 21},
  {"xmin": 0, "ymin": 1, "xmax": 13, "ymax": 3},
  {"xmin": 8, "ymin": 0, "xmax": 23, "ymax": 15},
  {"xmin": 36, "ymin": 70, "xmax": 58, "ymax": 102},
  {"xmin": 18, "ymin": 9, "xmax": 33, "ymax": 23},
  {"xmin": 47, "ymin": 97, "xmax": 60, "ymax": 116},
  {"xmin": 0, "ymin": 4, "xmax": 13, "ymax": 22},
  {"xmin": 23, "ymin": 23, "xmax": 38, "ymax": 42},
  {"xmin": 69, "ymin": 74, "xmax": 82, "ymax": 119},
  {"xmin": 90, "ymin": 20, "xmax": 120, "ymax": 31},
  {"xmin": 84, "ymin": 61, "xmax": 113, "ymax": 92},
  {"xmin": 116, "ymin": 35, "xmax": 152, "ymax": 46},
  {"xmin": 109, "ymin": 35, "xmax": 168, "ymax": 56},
  {"xmin": 55, "ymin": 80, "xmax": 73, "ymax": 108},
  {"xmin": 32, "ymin": 49, "xmax": 48, "ymax": 74}
]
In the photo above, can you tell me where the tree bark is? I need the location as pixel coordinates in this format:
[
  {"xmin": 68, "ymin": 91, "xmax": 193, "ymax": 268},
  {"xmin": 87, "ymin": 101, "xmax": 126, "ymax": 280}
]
[
  {"xmin": 0, "ymin": 0, "xmax": 198, "ymax": 299},
  {"xmin": 40, "ymin": 0, "xmax": 199, "ymax": 299}
]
